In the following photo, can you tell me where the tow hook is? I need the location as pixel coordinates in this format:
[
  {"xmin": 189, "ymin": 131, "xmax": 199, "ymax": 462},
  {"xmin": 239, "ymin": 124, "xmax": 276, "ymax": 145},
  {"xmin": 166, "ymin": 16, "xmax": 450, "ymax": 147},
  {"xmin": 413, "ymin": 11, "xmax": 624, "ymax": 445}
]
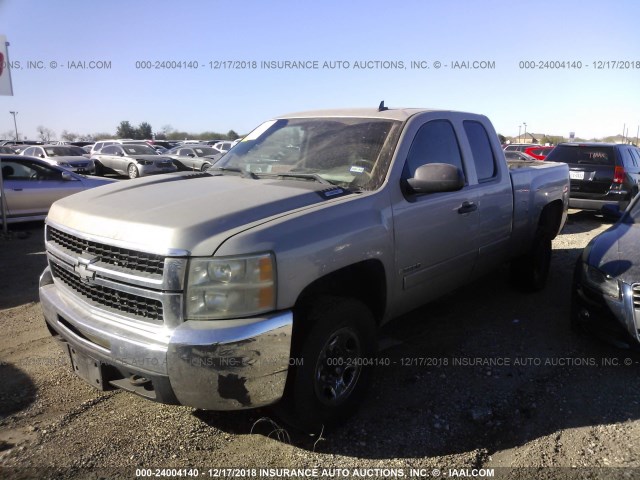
[{"xmin": 129, "ymin": 374, "xmax": 151, "ymax": 386}]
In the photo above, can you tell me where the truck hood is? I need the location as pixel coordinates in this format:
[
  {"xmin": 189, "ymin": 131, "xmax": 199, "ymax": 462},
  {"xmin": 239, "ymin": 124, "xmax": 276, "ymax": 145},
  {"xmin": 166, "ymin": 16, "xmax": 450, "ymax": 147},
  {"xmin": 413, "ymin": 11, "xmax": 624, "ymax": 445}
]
[{"xmin": 47, "ymin": 172, "xmax": 351, "ymax": 256}]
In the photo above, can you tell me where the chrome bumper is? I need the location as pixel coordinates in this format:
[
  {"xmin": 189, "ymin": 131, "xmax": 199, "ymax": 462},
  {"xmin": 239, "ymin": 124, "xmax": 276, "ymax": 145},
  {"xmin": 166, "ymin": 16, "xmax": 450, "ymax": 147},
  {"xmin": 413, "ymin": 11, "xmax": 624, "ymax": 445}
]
[{"xmin": 39, "ymin": 266, "xmax": 293, "ymax": 410}]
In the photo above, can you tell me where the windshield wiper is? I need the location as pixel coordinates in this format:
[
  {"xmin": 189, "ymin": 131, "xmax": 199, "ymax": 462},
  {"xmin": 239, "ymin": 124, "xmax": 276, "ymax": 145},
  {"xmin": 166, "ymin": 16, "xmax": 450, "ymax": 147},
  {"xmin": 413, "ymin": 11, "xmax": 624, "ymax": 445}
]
[
  {"xmin": 259, "ymin": 172, "xmax": 335, "ymax": 185},
  {"xmin": 211, "ymin": 166, "xmax": 259, "ymax": 179}
]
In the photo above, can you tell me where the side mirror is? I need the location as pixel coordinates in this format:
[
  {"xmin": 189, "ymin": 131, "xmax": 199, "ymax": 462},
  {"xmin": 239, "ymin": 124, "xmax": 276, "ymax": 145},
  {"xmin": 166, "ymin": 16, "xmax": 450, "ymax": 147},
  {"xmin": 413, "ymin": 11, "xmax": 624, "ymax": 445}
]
[
  {"xmin": 39, "ymin": 154, "xmax": 45, "ymax": 158},
  {"xmin": 406, "ymin": 163, "xmax": 464, "ymax": 194},
  {"xmin": 187, "ymin": 153, "xmax": 196, "ymax": 158},
  {"xmin": 61, "ymin": 171, "xmax": 75, "ymax": 181}
]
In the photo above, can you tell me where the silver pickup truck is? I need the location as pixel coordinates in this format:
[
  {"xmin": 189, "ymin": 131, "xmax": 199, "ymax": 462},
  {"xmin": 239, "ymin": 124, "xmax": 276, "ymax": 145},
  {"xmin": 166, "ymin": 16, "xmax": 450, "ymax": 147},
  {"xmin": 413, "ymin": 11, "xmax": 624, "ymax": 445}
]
[{"xmin": 39, "ymin": 107, "xmax": 569, "ymax": 430}]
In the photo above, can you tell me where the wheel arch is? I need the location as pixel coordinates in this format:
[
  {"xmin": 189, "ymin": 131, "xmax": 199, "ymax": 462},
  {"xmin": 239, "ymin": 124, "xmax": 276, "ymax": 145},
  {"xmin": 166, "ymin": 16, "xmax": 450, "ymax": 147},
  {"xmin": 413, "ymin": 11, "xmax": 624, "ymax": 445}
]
[
  {"xmin": 538, "ymin": 199, "xmax": 564, "ymax": 239},
  {"xmin": 293, "ymin": 259, "xmax": 387, "ymax": 329}
]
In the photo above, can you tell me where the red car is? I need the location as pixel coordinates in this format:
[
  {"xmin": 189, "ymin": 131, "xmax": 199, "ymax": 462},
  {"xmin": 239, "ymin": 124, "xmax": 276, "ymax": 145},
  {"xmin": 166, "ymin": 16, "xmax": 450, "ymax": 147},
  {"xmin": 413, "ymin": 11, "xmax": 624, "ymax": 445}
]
[{"xmin": 524, "ymin": 145, "xmax": 554, "ymax": 160}]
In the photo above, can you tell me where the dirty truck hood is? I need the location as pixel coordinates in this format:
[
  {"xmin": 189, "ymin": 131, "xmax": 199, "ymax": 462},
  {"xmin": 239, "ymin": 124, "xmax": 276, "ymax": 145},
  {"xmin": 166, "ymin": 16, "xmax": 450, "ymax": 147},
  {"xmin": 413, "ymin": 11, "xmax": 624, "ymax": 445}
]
[{"xmin": 47, "ymin": 172, "xmax": 348, "ymax": 256}]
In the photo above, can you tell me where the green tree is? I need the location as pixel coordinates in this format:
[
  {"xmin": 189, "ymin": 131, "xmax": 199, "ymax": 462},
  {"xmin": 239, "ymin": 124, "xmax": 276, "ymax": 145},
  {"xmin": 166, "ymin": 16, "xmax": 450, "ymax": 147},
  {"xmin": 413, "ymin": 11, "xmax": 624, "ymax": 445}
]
[
  {"xmin": 226, "ymin": 130, "xmax": 240, "ymax": 140},
  {"xmin": 137, "ymin": 122, "xmax": 153, "ymax": 140},
  {"xmin": 116, "ymin": 121, "xmax": 135, "ymax": 139}
]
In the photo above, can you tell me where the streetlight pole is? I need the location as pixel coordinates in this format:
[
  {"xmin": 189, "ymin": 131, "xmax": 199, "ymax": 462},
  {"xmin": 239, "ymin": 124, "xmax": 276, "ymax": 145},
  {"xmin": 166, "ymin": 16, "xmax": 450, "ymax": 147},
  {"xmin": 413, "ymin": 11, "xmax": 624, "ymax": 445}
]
[
  {"xmin": 518, "ymin": 125, "xmax": 521, "ymax": 143},
  {"xmin": 9, "ymin": 111, "xmax": 18, "ymax": 142},
  {"xmin": 523, "ymin": 122, "xmax": 527, "ymax": 143}
]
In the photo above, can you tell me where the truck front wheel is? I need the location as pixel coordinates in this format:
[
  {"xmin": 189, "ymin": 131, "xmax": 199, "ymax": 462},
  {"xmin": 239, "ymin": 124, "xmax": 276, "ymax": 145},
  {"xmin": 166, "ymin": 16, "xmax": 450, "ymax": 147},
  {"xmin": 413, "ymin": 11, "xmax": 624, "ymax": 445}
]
[{"xmin": 278, "ymin": 297, "xmax": 376, "ymax": 431}]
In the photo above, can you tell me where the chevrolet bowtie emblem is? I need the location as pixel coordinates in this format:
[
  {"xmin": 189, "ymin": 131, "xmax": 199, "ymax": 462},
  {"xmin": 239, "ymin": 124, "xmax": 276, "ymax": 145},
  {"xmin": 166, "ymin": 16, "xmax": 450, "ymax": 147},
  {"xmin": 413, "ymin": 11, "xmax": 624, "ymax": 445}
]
[
  {"xmin": 75, "ymin": 263, "xmax": 96, "ymax": 284},
  {"xmin": 75, "ymin": 254, "xmax": 98, "ymax": 284}
]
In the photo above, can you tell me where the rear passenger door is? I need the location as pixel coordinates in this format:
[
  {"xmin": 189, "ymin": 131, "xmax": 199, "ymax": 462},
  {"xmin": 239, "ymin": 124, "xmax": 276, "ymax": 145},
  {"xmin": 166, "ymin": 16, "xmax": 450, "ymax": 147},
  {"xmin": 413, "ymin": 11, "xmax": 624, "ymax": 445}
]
[
  {"xmin": 392, "ymin": 118, "xmax": 479, "ymax": 311},
  {"xmin": 462, "ymin": 120, "xmax": 514, "ymax": 276}
]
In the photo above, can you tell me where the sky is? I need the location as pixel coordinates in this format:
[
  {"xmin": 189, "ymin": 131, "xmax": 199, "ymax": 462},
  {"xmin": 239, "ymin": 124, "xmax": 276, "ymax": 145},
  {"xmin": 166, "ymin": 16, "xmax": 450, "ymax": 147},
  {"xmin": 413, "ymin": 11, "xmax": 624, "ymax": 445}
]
[{"xmin": 0, "ymin": 0, "xmax": 639, "ymax": 141}]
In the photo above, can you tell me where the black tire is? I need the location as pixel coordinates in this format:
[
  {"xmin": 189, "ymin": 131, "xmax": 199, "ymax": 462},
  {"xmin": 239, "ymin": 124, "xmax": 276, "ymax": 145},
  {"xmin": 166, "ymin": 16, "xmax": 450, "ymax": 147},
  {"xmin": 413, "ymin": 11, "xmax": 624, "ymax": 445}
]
[
  {"xmin": 277, "ymin": 296, "xmax": 376, "ymax": 432},
  {"xmin": 510, "ymin": 230, "xmax": 552, "ymax": 292},
  {"xmin": 94, "ymin": 161, "xmax": 104, "ymax": 176},
  {"xmin": 201, "ymin": 163, "xmax": 211, "ymax": 172},
  {"xmin": 127, "ymin": 163, "xmax": 139, "ymax": 179}
]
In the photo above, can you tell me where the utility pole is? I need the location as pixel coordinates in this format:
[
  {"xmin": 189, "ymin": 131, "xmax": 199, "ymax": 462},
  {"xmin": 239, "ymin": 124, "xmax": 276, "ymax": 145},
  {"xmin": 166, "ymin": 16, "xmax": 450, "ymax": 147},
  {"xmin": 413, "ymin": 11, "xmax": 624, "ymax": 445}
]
[
  {"xmin": 9, "ymin": 111, "xmax": 18, "ymax": 142},
  {"xmin": 518, "ymin": 125, "xmax": 521, "ymax": 143},
  {"xmin": 523, "ymin": 122, "xmax": 527, "ymax": 143}
]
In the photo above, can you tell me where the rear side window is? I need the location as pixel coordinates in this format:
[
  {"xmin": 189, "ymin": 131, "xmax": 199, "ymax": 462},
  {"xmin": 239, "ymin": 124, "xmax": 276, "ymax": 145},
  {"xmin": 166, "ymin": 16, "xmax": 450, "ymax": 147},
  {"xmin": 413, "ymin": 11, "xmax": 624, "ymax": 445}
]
[
  {"xmin": 621, "ymin": 148, "xmax": 636, "ymax": 167},
  {"xmin": 629, "ymin": 148, "xmax": 640, "ymax": 167},
  {"xmin": 464, "ymin": 121, "xmax": 497, "ymax": 182},
  {"xmin": 546, "ymin": 145, "xmax": 616, "ymax": 165},
  {"xmin": 404, "ymin": 120, "xmax": 464, "ymax": 179}
]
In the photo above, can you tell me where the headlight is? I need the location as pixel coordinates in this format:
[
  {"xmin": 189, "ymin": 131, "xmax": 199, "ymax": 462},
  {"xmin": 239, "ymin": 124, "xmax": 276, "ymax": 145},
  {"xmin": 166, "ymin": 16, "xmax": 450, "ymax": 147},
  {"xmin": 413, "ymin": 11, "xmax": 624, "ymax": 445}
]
[
  {"xmin": 185, "ymin": 253, "xmax": 275, "ymax": 320},
  {"xmin": 136, "ymin": 159, "xmax": 153, "ymax": 165},
  {"xmin": 583, "ymin": 263, "xmax": 620, "ymax": 299}
]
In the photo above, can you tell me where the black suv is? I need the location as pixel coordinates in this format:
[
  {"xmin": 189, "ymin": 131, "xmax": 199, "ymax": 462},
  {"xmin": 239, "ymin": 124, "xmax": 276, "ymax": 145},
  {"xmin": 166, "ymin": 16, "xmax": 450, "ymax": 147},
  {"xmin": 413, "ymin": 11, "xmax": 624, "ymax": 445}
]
[{"xmin": 545, "ymin": 143, "xmax": 640, "ymax": 213}]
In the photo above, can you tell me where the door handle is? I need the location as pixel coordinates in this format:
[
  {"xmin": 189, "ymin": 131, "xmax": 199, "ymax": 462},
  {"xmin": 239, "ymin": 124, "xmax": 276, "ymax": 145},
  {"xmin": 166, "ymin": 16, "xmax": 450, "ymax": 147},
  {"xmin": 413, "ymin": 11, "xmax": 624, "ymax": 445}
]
[
  {"xmin": 458, "ymin": 201, "xmax": 477, "ymax": 214},
  {"xmin": 11, "ymin": 188, "xmax": 23, "ymax": 191}
]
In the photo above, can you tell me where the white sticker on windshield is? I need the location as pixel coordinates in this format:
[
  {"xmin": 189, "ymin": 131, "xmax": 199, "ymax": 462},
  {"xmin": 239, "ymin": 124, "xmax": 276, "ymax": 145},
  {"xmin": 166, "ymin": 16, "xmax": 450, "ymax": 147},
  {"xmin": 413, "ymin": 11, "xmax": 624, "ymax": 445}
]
[
  {"xmin": 243, "ymin": 120, "xmax": 277, "ymax": 141},
  {"xmin": 350, "ymin": 166, "xmax": 365, "ymax": 174}
]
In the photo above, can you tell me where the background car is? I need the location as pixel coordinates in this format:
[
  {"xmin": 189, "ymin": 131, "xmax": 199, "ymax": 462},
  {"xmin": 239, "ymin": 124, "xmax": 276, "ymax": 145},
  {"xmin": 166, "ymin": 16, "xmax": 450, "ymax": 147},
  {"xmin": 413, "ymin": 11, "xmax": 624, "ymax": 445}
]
[
  {"xmin": 91, "ymin": 143, "xmax": 177, "ymax": 178},
  {"xmin": 504, "ymin": 143, "xmax": 541, "ymax": 153},
  {"xmin": 20, "ymin": 145, "xmax": 96, "ymax": 174},
  {"xmin": 211, "ymin": 140, "xmax": 233, "ymax": 155},
  {"xmin": 524, "ymin": 145, "xmax": 555, "ymax": 160},
  {"xmin": 0, "ymin": 146, "xmax": 16, "ymax": 154},
  {"xmin": 545, "ymin": 143, "xmax": 640, "ymax": 214},
  {"xmin": 164, "ymin": 144, "xmax": 222, "ymax": 171},
  {"xmin": 505, "ymin": 151, "xmax": 540, "ymax": 162},
  {"xmin": 0, "ymin": 155, "xmax": 115, "ymax": 223},
  {"xmin": 571, "ymin": 193, "xmax": 640, "ymax": 349},
  {"xmin": 89, "ymin": 139, "xmax": 148, "ymax": 156}
]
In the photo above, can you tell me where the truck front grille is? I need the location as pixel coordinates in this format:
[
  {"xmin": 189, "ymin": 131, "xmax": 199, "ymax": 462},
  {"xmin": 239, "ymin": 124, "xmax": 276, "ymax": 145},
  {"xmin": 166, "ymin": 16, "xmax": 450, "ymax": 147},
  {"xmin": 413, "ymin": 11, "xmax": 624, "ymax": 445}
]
[
  {"xmin": 51, "ymin": 262, "xmax": 164, "ymax": 321},
  {"xmin": 48, "ymin": 227, "xmax": 165, "ymax": 276},
  {"xmin": 634, "ymin": 284, "xmax": 640, "ymax": 309}
]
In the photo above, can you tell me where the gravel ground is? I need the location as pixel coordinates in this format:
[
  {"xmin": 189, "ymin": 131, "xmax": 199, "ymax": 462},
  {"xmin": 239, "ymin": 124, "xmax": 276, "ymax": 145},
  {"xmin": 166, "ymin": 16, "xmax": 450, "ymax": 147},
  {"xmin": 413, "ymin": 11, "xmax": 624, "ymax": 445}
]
[{"xmin": 1, "ymin": 212, "xmax": 640, "ymax": 479}]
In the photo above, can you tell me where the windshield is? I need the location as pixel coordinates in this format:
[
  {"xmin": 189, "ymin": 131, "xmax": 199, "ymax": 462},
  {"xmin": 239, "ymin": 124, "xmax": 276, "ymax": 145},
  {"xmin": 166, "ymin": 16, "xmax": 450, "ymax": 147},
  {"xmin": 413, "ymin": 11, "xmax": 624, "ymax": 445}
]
[
  {"xmin": 215, "ymin": 117, "xmax": 402, "ymax": 190},
  {"xmin": 123, "ymin": 145, "xmax": 158, "ymax": 155},
  {"xmin": 46, "ymin": 146, "xmax": 84, "ymax": 157}
]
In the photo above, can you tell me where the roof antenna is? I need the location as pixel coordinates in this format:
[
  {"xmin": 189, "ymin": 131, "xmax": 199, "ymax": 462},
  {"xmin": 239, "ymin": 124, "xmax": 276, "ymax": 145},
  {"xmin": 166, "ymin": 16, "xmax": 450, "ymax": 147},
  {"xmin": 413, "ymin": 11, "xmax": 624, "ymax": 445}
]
[{"xmin": 378, "ymin": 100, "xmax": 388, "ymax": 112}]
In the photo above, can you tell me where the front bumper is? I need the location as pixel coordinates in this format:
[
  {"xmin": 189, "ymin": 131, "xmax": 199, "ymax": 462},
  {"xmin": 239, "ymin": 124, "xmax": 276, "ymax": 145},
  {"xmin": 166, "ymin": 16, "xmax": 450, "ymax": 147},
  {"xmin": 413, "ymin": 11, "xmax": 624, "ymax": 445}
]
[
  {"xmin": 138, "ymin": 164, "xmax": 176, "ymax": 176},
  {"xmin": 39, "ymin": 266, "xmax": 293, "ymax": 410},
  {"xmin": 572, "ymin": 275, "xmax": 640, "ymax": 348}
]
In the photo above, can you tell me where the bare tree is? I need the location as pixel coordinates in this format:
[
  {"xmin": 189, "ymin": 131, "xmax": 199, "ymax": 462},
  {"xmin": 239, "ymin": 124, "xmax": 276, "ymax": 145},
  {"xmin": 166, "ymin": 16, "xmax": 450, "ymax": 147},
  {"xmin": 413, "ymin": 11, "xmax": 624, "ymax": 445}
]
[
  {"xmin": 36, "ymin": 125, "xmax": 56, "ymax": 142},
  {"xmin": 60, "ymin": 130, "xmax": 79, "ymax": 142}
]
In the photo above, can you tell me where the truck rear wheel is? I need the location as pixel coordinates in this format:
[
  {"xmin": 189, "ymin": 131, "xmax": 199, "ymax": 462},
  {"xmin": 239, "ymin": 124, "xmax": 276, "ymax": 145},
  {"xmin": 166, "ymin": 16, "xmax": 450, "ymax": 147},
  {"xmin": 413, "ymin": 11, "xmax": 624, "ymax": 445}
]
[
  {"xmin": 511, "ymin": 230, "xmax": 552, "ymax": 292},
  {"xmin": 277, "ymin": 297, "xmax": 376, "ymax": 432}
]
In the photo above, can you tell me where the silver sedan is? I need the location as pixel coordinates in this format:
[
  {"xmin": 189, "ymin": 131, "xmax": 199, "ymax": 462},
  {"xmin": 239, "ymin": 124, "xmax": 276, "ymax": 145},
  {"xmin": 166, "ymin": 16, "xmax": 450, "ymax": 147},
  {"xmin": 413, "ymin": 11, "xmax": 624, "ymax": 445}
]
[
  {"xmin": 0, "ymin": 155, "xmax": 115, "ymax": 223},
  {"xmin": 91, "ymin": 144, "xmax": 177, "ymax": 179},
  {"xmin": 21, "ymin": 145, "xmax": 96, "ymax": 174},
  {"xmin": 164, "ymin": 145, "xmax": 222, "ymax": 171}
]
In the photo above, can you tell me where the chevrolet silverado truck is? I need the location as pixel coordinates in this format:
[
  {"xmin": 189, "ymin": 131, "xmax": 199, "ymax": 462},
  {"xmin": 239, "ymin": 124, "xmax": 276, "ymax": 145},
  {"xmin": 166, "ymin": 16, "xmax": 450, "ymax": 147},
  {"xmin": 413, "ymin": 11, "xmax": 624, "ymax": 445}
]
[{"xmin": 39, "ymin": 106, "xmax": 570, "ymax": 430}]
